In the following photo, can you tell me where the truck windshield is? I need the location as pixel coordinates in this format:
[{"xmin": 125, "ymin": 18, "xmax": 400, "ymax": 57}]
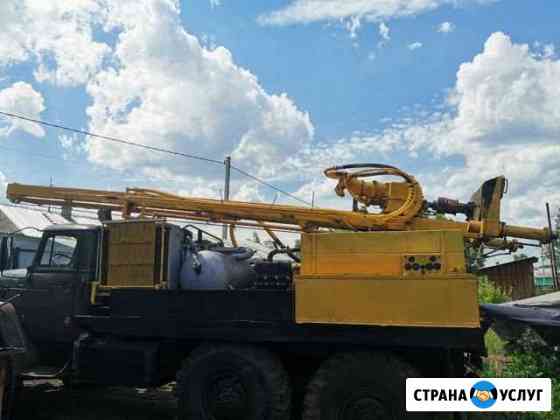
[{"xmin": 40, "ymin": 235, "xmax": 77, "ymax": 267}]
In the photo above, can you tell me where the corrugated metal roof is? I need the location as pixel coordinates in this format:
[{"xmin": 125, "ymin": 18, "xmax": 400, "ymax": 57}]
[
  {"xmin": 478, "ymin": 257, "xmax": 538, "ymax": 273},
  {"xmin": 0, "ymin": 205, "xmax": 81, "ymax": 238},
  {"xmin": 72, "ymin": 215, "xmax": 101, "ymax": 226}
]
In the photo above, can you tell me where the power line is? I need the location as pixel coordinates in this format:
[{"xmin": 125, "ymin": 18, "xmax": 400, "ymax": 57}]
[
  {"xmin": 0, "ymin": 110, "xmax": 310, "ymax": 206},
  {"xmin": 0, "ymin": 110, "xmax": 223, "ymax": 166},
  {"xmin": 231, "ymin": 166, "xmax": 311, "ymax": 206}
]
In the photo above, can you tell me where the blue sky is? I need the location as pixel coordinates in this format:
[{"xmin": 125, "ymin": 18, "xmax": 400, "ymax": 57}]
[
  {"xmin": 0, "ymin": 0, "xmax": 558, "ymax": 234},
  {"xmin": 185, "ymin": 0, "xmax": 558, "ymax": 140}
]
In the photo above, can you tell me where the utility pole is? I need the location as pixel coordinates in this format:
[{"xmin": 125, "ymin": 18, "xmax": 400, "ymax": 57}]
[
  {"xmin": 222, "ymin": 156, "xmax": 231, "ymax": 240},
  {"xmin": 48, "ymin": 176, "xmax": 53, "ymax": 213},
  {"xmin": 546, "ymin": 203, "xmax": 559, "ymax": 289}
]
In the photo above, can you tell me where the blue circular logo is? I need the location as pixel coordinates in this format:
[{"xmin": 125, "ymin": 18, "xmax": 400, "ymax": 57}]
[{"xmin": 470, "ymin": 380, "xmax": 498, "ymax": 409}]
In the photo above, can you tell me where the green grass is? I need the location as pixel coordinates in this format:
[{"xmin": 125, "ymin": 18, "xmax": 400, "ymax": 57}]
[{"xmin": 485, "ymin": 328, "xmax": 505, "ymax": 356}]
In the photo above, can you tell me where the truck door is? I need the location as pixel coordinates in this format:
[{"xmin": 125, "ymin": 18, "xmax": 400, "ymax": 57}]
[{"xmin": 19, "ymin": 232, "xmax": 81, "ymax": 348}]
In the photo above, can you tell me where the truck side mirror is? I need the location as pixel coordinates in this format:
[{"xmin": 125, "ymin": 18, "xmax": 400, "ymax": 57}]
[{"xmin": 0, "ymin": 237, "xmax": 8, "ymax": 271}]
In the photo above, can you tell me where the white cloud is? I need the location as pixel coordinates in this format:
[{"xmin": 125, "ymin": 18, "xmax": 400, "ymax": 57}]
[
  {"xmin": 59, "ymin": 133, "xmax": 87, "ymax": 159},
  {"xmin": 286, "ymin": 32, "xmax": 560, "ymax": 228},
  {"xmin": 431, "ymin": 32, "xmax": 560, "ymax": 225},
  {"xmin": 82, "ymin": 1, "xmax": 313, "ymax": 180},
  {"xmin": 448, "ymin": 32, "xmax": 560, "ymax": 150},
  {"xmin": 232, "ymin": 182, "xmax": 266, "ymax": 203},
  {"xmin": 258, "ymin": 0, "xmax": 497, "ymax": 26},
  {"xmin": 408, "ymin": 42, "xmax": 423, "ymax": 50},
  {"xmin": 437, "ymin": 21, "xmax": 455, "ymax": 33},
  {"xmin": 345, "ymin": 16, "xmax": 362, "ymax": 39},
  {"xmin": 0, "ymin": 1, "xmax": 110, "ymax": 87},
  {"xmin": 0, "ymin": 0, "xmax": 314, "ymax": 191},
  {"xmin": 209, "ymin": 0, "xmax": 221, "ymax": 7},
  {"xmin": 378, "ymin": 22, "xmax": 390, "ymax": 46},
  {"xmin": 0, "ymin": 82, "xmax": 45, "ymax": 137},
  {"xmin": 543, "ymin": 44, "xmax": 555, "ymax": 59}
]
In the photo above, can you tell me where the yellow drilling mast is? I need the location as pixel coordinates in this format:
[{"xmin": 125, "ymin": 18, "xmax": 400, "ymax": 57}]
[{"xmin": 6, "ymin": 163, "xmax": 554, "ymax": 244}]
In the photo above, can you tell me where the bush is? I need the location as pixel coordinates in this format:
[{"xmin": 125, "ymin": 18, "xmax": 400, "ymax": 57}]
[
  {"xmin": 478, "ymin": 282, "xmax": 558, "ymax": 418},
  {"xmin": 503, "ymin": 350, "xmax": 560, "ymax": 419},
  {"xmin": 478, "ymin": 276, "xmax": 510, "ymax": 304},
  {"xmin": 483, "ymin": 330, "xmax": 560, "ymax": 419}
]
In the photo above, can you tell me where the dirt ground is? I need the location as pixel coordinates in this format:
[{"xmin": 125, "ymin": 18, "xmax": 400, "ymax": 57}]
[
  {"xmin": 15, "ymin": 380, "xmax": 528, "ymax": 420},
  {"xmin": 16, "ymin": 380, "xmax": 177, "ymax": 420}
]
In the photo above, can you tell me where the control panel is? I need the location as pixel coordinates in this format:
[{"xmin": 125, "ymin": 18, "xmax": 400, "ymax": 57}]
[{"xmin": 403, "ymin": 255, "xmax": 442, "ymax": 276}]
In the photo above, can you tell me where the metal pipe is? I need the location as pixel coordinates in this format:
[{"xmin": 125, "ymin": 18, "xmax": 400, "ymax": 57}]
[
  {"xmin": 6, "ymin": 182, "xmax": 554, "ymax": 242},
  {"xmin": 229, "ymin": 224, "xmax": 238, "ymax": 247},
  {"xmin": 502, "ymin": 224, "xmax": 554, "ymax": 243}
]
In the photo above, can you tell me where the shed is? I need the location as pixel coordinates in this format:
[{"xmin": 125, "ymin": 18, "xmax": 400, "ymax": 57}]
[{"xmin": 478, "ymin": 257, "xmax": 538, "ymax": 300}]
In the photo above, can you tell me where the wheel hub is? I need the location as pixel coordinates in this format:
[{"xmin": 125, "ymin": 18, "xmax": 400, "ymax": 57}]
[
  {"xmin": 339, "ymin": 395, "xmax": 389, "ymax": 420},
  {"xmin": 205, "ymin": 372, "xmax": 248, "ymax": 420}
]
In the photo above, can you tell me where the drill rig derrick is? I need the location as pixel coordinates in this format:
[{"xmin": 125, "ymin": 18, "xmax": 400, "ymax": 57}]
[
  {"xmin": 5, "ymin": 163, "xmax": 555, "ymax": 245},
  {"xmin": 323, "ymin": 163, "xmax": 554, "ymax": 246}
]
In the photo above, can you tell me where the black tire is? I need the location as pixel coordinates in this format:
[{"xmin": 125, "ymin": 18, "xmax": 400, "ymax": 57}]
[
  {"xmin": 302, "ymin": 352, "xmax": 430, "ymax": 420},
  {"xmin": 1, "ymin": 359, "xmax": 19, "ymax": 420},
  {"xmin": 176, "ymin": 344, "xmax": 291, "ymax": 420}
]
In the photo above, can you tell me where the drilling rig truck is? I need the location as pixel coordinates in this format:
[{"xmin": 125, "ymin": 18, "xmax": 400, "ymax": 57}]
[{"xmin": 0, "ymin": 164, "xmax": 555, "ymax": 420}]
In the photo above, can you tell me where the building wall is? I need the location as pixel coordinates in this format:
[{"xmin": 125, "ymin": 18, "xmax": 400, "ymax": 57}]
[{"xmin": 479, "ymin": 258, "xmax": 537, "ymax": 300}]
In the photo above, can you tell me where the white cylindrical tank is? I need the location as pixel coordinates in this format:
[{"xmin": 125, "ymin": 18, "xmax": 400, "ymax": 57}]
[{"xmin": 179, "ymin": 247, "xmax": 256, "ymax": 290}]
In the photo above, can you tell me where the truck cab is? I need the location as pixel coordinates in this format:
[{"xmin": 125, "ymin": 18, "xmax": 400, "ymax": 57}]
[{"xmin": 0, "ymin": 224, "xmax": 98, "ymax": 366}]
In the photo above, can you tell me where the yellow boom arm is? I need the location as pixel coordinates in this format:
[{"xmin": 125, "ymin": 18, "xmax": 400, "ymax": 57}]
[{"xmin": 5, "ymin": 164, "xmax": 554, "ymax": 244}]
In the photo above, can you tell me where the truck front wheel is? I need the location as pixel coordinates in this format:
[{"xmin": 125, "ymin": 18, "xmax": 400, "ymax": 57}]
[
  {"xmin": 302, "ymin": 352, "xmax": 430, "ymax": 420},
  {"xmin": 176, "ymin": 344, "xmax": 291, "ymax": 420}
]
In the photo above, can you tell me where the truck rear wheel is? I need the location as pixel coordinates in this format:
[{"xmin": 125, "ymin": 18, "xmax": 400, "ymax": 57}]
[
  {"xmin": 176, "ymin": 344, "xmax": 291, "ymax": 420},
  {"xmin": 302, "ymin": 352, "xmax": 429, "ymax": 420}
]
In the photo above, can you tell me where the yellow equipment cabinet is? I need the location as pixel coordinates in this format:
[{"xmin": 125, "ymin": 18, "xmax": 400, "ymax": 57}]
[
  {"xmin": 104, "ymin": 220, "xmax": 184, "ymax": 289},
  {"xmin": 106, "ymin": 221, "xmax": 159, "ymax": 288},
  {"xmin": 296, "ymin": 230, "xmax": 480, "ymax": 328}
]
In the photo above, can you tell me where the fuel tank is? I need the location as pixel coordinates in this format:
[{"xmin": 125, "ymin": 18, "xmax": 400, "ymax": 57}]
[{"xmin": 178, "ymin": 247, "xmax": 256, "ymax": 290}]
